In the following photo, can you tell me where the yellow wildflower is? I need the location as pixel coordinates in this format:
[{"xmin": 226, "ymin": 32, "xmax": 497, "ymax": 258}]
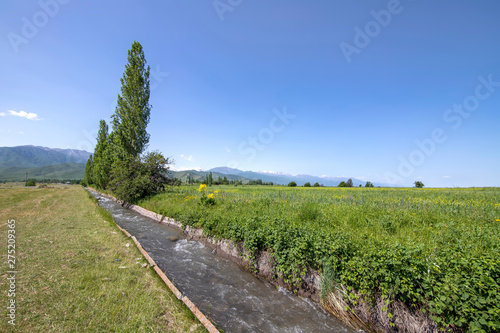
[
  {"xmin": 198, "ymin": 184, "xmax": 207, "ymax": 192},
  {"xmin": 207, "ymin": 193, "xmax": 214, "ymax": 199},
  {"xmin": 496, "ymin": 219, "xmax": 500, "ymax": 222}
]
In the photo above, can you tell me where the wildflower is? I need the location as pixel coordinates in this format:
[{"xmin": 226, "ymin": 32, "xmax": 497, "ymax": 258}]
[
  {"xmin": 198, "ymin": 184, "xmax": 207, "ymax": 192},
  {"xmin": 208, "ymin": 193, "xmax": 214, "ymax": 199},
  {"xmin": 496, "ymin": 219, "xmax": 500, "ymax": 222}
]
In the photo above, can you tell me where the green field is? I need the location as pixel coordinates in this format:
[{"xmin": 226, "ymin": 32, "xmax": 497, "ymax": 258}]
[
  {"xmin": 0, "ymin": 186, "xmax": 206, "ymax": 332},
  {"xmin": 138, "ymin": 185, "xmax": 500, "ymax": 332}
]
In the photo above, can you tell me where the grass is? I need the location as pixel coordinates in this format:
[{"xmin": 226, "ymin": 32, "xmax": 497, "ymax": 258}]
[
  {"xmin": 0, "ymin": 185, "xmax": 207, "ymax": 332},
  {"xmin": 136, "ymin": 185, "xmax": 500, "ymax": 332},
  {"xmin": 0, "ymin": 182, "xmax": 25, "ymax": 188},
  {"xmin": 138, "ymin": 185, "xmax": 500, "ymax": 255}
]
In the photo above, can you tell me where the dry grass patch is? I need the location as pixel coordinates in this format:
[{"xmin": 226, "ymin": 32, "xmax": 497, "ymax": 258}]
[{"xmin": 0, "ymin": 186, "xmax": 206, "ymax": 332}]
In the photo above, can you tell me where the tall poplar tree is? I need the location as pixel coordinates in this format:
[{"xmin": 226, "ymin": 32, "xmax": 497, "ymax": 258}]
[
  {"xmin": 92, "ymin": 120, "xmax": 110, "ymax": 188},
  {"xmin": 112, "ymin": 41, "xmax": 151, "ymax": 158},
  {"xmin": 85, "ymin": 41, "xmax": 172, "ymax": 201},
  {"xmin": 83, "ymin": 155, "xmax": 93, "ymax": 185}
]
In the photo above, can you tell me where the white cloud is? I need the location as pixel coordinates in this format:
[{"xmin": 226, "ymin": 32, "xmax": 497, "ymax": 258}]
[
  {"xmin": 180, "ymin": 154, "xmax": 194, "ymax": 162},
  {"xmin": 6, "ymin": 110, "xmax": 42, "ymax": 121},
  {"xmin": 0, "ymin": 112, "xmax": 6, "ymax": 116}
]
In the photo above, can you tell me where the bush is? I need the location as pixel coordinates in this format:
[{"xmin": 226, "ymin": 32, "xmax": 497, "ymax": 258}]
[
  {"xmin": 304, "ymin": 182, "xmax": 311, "ymax": 187},
  {"xmin": 288, "ymin": 181, "xmax": 297, "ymax": 187},
  {"xmin": 414, "ymin": 181, "xmax": 424, "ymax": 188},
  {"xmin": 109, "ymin": 152, "xmax": 171, "ymax": 202},
  {"xmin": 25, "ymin": 179, "xmax": 36, "ymax": 186}
]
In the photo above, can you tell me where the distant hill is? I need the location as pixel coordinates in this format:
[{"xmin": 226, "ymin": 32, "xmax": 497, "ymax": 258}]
[
  {"xmin": 170, "ymin": 169, "xmax": 248, "ymax": 183},
  {"xmin": 0, "ymin": 145, "xmax": 91, "ymax": 168},
  {"xmin": 0, "ymin": 146, "xmax": 391, "ymax": 186},
  {"xmin": 208, "ymin": 167, "xmax": 374, "ymax": 186},
  {"xmin": 173, "ymin": 167, "xmax": 391, "ymax": 187},
  {"xmin": 0, "ymin": 163, "xmax": 86, "ymax": 181}
]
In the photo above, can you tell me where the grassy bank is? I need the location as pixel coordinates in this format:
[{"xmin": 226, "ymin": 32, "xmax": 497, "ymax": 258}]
[
  {"xmin": 137, "ymin": 185, "xmax": 500, "ymax": 332},
  {"xmin": 0, "ymin": 186, "xmax": 206, "ymax": 332}
]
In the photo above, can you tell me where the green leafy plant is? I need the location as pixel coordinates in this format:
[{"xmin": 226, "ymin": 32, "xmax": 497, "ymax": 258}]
[{"xmin": 136, "ymin": 186, "xmax": 500, "ymax": 332}]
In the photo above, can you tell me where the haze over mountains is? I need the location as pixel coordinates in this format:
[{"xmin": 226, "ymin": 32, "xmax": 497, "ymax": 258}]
[
  {"xmin": 0, "ymin": 146, "xmax": 90, "ymax": 181},
  {"xmin": 0, "ymin": 145, "xmax": 90, "ymax": 168},
  {"xmin": 172, "ymin": 167, "xmax": 391, "ymax": 187},
  {"xmin": 0, "ymin": 146, "xmax": 389, "ymax": 186},
  {"xmin": 195, "ymin": 167, "xmax": 389, "ymax": 187}
]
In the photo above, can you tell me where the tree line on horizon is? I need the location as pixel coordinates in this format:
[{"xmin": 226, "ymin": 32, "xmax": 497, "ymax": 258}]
[{"xmin": 83, "ymin": 41, "xmax": 173, "ymax": 202}]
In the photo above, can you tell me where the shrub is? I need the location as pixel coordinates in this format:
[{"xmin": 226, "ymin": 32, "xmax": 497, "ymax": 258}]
[
  {"xmin": 414, "ymin": 181, "xmax": 424, "ymax": 188},
  {"xmin": 109, "ymin": 152, "xmax": 171, "ymax": 202},
  {"xmin": 25, "ymin": 179, "xmax": 36, "ymax": 186}
]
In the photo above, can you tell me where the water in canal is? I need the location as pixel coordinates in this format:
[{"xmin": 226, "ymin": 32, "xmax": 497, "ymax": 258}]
[{"xmin": 90, "ymin": 190, "xmax": 357, "ymax": 333}]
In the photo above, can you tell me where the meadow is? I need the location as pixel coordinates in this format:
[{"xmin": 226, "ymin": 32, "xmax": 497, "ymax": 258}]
[
  {"xmin": 0, "ymin": 186, "xmax": 206, "ymax": 332},
  {"xmin": 138, "ymin": 185, "xmax": 500, "ymax": 332}
]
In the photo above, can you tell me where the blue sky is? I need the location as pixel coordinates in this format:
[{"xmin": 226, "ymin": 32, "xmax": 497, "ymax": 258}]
[{"xmin": 1, "ymin": 0, "xmax": 499, "ymax": 187}]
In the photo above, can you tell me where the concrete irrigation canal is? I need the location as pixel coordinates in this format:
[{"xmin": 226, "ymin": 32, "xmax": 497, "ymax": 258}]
[{"xmin": 90, "ymin": 190, "xmax": 357, "ymax": 332}]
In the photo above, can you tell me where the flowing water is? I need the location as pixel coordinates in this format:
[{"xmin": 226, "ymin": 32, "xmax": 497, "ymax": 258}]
[{"xmin": 90, "ymin": 190, "xmax": 357, "ymax": 333}]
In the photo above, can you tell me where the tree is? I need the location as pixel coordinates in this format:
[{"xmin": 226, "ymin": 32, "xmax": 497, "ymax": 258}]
[
  {"xmin": 208, "ymin": 171, "xmax": 213, "ymax": 186},
  {"xmin": 338, "ymin": 181, "xmax": 347, "ymax": 187},
  {"xmin": 83, "ymin": 155, "xmax": 93, "ymax": 186},
  {"xmin": 365, "ymin": 181, "xmax": 374, "ymax": 188},
  {"xmin": 414, "ymin": 181, "xmax": 424, "ymax": 188},
  {"xmin": 84, "ymin": 41, "xmax": 174, "ymax": 202},
  {"xmin": 313, "ymin": 182, "xmax": 320, "ymax": 187},
  {"xmin": 92, "ymin": 120, "xmax": 111, "ymax": 188},
  {"xmin": 112, "ymin": 41, "xmax": 151, "ymax": 158},
  {"xmin": 288, "ymin": 181, "xmax": 297, "ymax": 187},
  {"xmin": 304, "ymin": 182, "xmax": 311, "ymax": 187},
  {"xmin": 25, "ymin": 179, "xmax": 36, "ymax": 186},
  {"xmin": 109, "ymin": 151, "xmax": 171, "ymax": 202},
  {"xmin": 346, "ymin": 178, "xmax": 354, "ymax": 187}
]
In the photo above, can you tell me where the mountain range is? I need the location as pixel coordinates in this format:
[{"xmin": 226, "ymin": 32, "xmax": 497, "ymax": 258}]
[
  {"xmin": 0, "ymin": 145, "xmax": 90, "ymax": 168},
  {"xmin": 0, "ymin": 146, "xmax": 90, "ymax": 181},
  {"xmin": 0, "ymin": 146, "xmax": 390, "ymax": 186},
  {"xmin": 172, "ymin": 167, "xmax": 390, "ymax": 187}
]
